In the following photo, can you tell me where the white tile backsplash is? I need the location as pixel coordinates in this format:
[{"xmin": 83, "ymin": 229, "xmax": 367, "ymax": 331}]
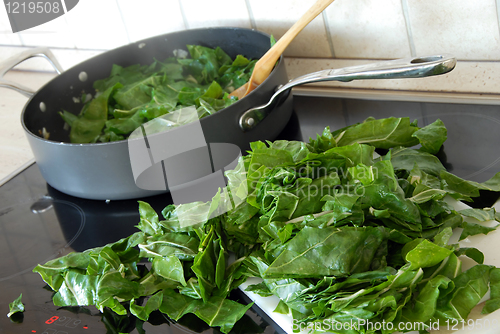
[
  {"xmin": 0, "ymin": 5, "xmax": 21, "ymax": 45},
  {"xmin": 249, "ymin": 0, "xmax": 332, "ymax": 58},
  {"xmin": 325, "ymin": 0, "xmax": 411, "ymax": 59},
  {"xmin": 181, "ymin": 0, "xmax": 252, "ymax": 29},
  {"xmin": 406, "ymin": 0, "xmax": 500, "ymax": 60},
  {"xmin": 117, "ymin": 0, "xmax": 185, "ymax": 42},
  {"xmin": 17, "ymin": 15, "xmax": 75, "ymax": 48},
  {"xmin": 62, "ymin": 0, "xmax": 129, "ymax": 50},
  {"xmin": 1, "ymin": 0, "xmax": 499, "ymax": 59},
  {"xmin": 0, "ymin": 0, "xmax": 499, "ymax": 98}
]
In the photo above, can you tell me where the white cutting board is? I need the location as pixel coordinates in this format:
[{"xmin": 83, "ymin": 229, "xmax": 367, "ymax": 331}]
[{"xmin": 239, "ymin": 197, "xmax": 500, "ymax": 334}]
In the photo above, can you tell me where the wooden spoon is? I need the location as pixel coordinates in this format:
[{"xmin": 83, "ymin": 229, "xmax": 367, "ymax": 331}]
[{"xmin": 229, "ymin": 0, "xmax": 336, "ymax": 100}]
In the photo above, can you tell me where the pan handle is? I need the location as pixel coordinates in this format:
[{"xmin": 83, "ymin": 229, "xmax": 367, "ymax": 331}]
[
  {"xmin": 0, "ymin": 47, "xmax": 63, "ymax": 98},
  {"xmin": 239, "ymin": 54, "xmax": 457, "ymax": 131}
]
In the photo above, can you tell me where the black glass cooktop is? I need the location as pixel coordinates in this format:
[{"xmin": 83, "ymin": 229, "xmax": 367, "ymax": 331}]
[{"xmin": 2, "ymin": 96, "xmax": 500, "ymax": 334}]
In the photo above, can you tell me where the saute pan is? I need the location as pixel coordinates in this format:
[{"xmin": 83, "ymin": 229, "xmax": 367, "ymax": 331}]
[
  {"xmin": 3, "ymin": 28, "xmax": 292, "ymax": 200},
  {"xmin": 0, "ymin": 27, "xmax": 456, "ymax": 200}
]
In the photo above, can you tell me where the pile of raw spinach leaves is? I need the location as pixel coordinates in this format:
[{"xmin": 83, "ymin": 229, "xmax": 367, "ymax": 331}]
[
  {"xmin": 60, "ymin": 45, "xmax": 256, "ymax": 143},
  {"xmin": 30, "ymin": 117, "xmax": 500, "ymax": 333}
]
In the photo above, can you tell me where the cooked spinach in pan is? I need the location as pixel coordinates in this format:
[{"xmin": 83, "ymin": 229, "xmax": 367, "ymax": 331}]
[{"xmin": 60, "ymin": 45, "xmax": 256, "ymax": 143}]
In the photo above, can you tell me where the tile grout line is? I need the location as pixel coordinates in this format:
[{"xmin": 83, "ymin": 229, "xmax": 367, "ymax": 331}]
[
  {"xmin": 114, "ymin": 0, "xmax": 131, "ymax": 44},
  {"xmin": 322, "ymin": 11, "xmax": 336, "ymax": 58},
  {"xmin": 400, "ymin": 0, "xmax": 416, "ymax": 57},
  {"xmin": 178, "ymin": 0, "xmax": 190, "ymax": 30},
  {"xmin": 245, "ymin": 0, "xmax": 257, "ymax": 30}
]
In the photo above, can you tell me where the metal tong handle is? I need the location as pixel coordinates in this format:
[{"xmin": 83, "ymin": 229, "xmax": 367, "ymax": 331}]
[
  {"xmin": 0, "ymin": 47, "xmax": 63, "ymax": 98},
  {"xmin": 239, "ymin": 54, "xmax": 457, "ymax": 131}
]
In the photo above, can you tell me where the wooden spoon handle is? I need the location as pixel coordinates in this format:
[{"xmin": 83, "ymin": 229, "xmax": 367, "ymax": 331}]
[
  {"xmin": 229, "ymin": 0, "xmax": 336, "ymax": 100},
  {"xmin": 252, "ymin": 0, "xmax": 336, "ymax": 86}
]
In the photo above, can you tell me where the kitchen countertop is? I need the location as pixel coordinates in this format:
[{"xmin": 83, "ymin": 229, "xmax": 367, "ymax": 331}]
[{"xmin": 0, "ymin": 70, "xmax": 56, "ymax": 183}]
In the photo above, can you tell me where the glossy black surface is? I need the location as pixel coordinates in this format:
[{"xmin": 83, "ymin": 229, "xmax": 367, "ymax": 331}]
[{"xmin": 2, "ymin": 96, "xmax": 500, "ymax": 334}]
